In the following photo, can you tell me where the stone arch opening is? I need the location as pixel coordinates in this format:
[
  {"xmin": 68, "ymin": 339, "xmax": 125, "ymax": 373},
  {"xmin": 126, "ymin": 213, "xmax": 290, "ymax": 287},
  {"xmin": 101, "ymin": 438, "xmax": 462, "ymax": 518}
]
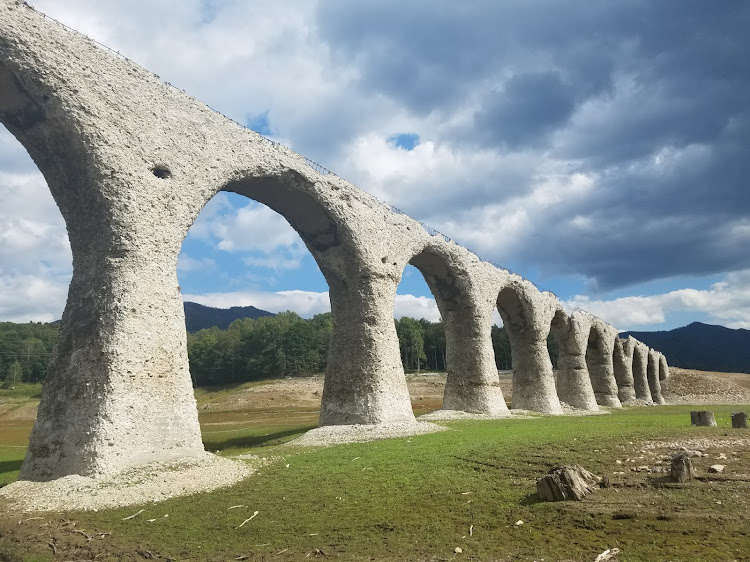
[
  {"xmin": 496, "ymin": 284, "xmax": 561, "ymax": 414},
  {"xmin": 585, "ymin": 325, "xmax": 622, "ymax": 407},
  {"xmin": 221, "ymin": 173, "xmax": 341, "ymax": 255},
  {"xmin": 177, "ymin": 173, "xmax": 342, "ymax": 447},
  {"xmin": 178, "ymin": 190, "xmax": 331, "ymax": 387}
]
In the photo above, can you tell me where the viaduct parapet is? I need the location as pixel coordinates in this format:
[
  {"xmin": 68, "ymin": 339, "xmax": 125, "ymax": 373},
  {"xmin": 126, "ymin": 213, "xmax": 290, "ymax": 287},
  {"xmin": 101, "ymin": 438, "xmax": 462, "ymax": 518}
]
[{"xmin": 0, "ymin": 2, "xmax": 670, "ymax": 481}]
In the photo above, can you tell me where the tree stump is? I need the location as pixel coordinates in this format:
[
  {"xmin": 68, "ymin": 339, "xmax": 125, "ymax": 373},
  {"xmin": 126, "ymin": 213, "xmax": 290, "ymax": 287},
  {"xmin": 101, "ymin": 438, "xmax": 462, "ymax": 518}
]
[
  {"xmin": 670, "ymin": 452, "xmax": 696, "ymax": 482},
  {"xmin": 731, "ymin": 412, "xmax": 748, "ymax": 429},
  {"xmin": 690, "ymin": 410, "xmax": 717, "ymax": 427},
  {"xmin": 536, "ymin": 465, "xmax": 600, "ymax": 501}
]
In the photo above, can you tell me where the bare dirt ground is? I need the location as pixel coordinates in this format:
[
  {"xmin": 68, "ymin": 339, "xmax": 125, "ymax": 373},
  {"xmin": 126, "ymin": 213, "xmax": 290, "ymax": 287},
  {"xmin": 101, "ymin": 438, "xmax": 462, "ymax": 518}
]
[
  {"xmin": 197, "ymin": 367, "xmax": 750, "ymax": 413},
  {"xmin": 661, "ymin": 367, "xmax": 750, "ymax": 404},
  {"xmin": 4, "ymin": 368, "xmax": 750, "ymax": 426}
]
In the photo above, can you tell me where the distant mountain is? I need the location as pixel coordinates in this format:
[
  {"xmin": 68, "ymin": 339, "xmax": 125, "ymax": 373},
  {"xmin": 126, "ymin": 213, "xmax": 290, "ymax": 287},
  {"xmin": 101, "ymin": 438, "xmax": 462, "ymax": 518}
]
[
  {"xmin": 183, "ymin": 301, "xmax": 274, "ymax": 333},
  {"xmin": 622, "ymin": 322, "xmax": 750, "ymax": 374}
]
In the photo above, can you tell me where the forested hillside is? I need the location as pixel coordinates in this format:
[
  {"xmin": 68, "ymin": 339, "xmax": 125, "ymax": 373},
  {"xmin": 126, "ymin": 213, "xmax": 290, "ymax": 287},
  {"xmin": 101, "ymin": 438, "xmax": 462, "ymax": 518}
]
[
  {"xmin": 0, "ymin": 314, "xmax": 523, "ymax": 387},
  {"xmin": 0, "ymin": 322, "xmax": 58, "ymax": 386}
]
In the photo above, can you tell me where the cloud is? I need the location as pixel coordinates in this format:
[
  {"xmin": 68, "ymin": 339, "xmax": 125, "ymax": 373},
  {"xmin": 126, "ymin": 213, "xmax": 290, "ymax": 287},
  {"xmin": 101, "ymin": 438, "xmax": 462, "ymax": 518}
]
[
  {"xmin": 3, "ymin": 1, "xmax": 750, "ymax": 327},
  {"xmin": 183, "ymin": 289, "xmax": 330, "ymax": 318},
  {"xmin": 563, "ymin": 269, "xmax": 750, "ymax": 331},
  {"xmin": 393, "ymin": 294, "xmax": 440, "ymax": 322},
  {"xmin": 0, "ymin": 274, "xmax": 68, "ymax": 322},
  {"xmin": 187, "ymin": 194, "xmax": 307, "ymax": 270},
  {"xmin": 183, "ymin": 289, "xmax": 445, "ymax": 321}
]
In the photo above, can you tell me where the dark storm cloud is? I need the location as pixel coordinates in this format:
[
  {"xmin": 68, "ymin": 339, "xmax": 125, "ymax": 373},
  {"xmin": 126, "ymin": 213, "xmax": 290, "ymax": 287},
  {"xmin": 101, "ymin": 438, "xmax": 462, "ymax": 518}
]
[
  {"xmin": 474, "ymin": 71, "xmax": 576, "ymax": 148},
  {"xmin": 316, "ymin": 0, "xmax": 750, "ymax": 291}
]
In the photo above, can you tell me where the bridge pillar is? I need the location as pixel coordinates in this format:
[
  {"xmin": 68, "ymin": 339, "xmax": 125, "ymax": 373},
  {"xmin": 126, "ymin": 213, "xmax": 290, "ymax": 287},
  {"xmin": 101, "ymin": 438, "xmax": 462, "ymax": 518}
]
[
  {"xmin": 319, "ymin": 272, "xmax": 414, "ymax": 425},
  {"xmin": 658, "ymin": 353, "xmax": 671, "ymax": 381},
  {"xmin": 551, "ymin": 310, "xmax": 598, "ymax": 410},
  {"xmin": 613, "ymin": 337, "xmax": 637, "ymax": 404},
  {"xmin": 498, "ymin": 282, "xmax": 563, "ymax": 414},
  {"xmin": 440, "ymin": 297, "xmax": 508, "ymax": 415},
  {"xmin": 586, "ymin": 321, "xmax": 622, "ymax": 408},
  {"xmin": 18, "ymin": 182, "xmax": 205, "ymax": 480},
  {"xmin": 648, "ymin": 349, "xmax": 666, "ymax": 404},
  {"xmin": 632, "ymin": 341, "xmax": 653, "ymax": 403}
]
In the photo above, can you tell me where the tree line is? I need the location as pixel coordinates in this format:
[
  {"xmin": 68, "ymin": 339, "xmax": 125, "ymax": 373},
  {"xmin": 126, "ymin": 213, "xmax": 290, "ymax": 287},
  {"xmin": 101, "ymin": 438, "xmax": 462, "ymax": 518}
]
[
  {"xmin": 0, "ymin": 315, "xmax": 559, "ymax": 387},
  {"xmin": 0, "ymin": 322, "xmax": 59, "ymax": 387}
]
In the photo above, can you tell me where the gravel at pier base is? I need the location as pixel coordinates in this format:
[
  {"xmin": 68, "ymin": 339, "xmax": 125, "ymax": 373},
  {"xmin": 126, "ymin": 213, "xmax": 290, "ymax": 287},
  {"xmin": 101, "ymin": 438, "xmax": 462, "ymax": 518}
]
[
  {"xmin": 289, "ymin": 421, "xmax": 447, "ymax": 447},
  {"xmin": 0, "ymin": 453, "xmax": 252, "ymax": 512}
]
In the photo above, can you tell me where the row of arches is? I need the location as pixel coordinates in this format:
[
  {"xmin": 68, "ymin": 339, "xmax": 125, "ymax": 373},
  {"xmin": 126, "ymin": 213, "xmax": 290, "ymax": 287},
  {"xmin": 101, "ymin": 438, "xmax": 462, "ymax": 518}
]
[{"xmin": 0, "ymin": 3, "xmax": 670, "ymax": 482}]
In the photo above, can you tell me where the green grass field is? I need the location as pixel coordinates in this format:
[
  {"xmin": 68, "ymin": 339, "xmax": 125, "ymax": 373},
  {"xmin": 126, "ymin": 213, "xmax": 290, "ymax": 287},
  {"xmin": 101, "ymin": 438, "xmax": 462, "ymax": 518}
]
[{"xmin": 2, "ymin": 389, "xmax": 750, "ymax": 561}]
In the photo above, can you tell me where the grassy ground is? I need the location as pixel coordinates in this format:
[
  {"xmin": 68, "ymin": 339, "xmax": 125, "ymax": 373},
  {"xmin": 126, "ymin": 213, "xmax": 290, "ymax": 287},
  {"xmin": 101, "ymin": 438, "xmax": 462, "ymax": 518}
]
[{"xmin": 2, "ymin": 401, "xmax": 750, "ymax": 561}]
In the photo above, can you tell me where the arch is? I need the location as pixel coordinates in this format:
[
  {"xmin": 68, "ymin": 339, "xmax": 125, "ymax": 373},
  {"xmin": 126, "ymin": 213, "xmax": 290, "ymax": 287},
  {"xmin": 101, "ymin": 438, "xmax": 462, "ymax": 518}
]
[
  {"xmin": 550, "ymin": 308, "xmax": 598, "ymax": 410},
  {"xmin": 631, "ymin": 341, "xmax": 652, "ymax": 403},
  {"xmin": 405, "ymin": 246, "xmax": 507, "ymax": 415},
  {"xmin": 612, "ymin": 337, "xmax": 637, "ymax": 404},
  {"xmin": 496, "ymin": 280, "xmax": 562, "ymax": 414},
  {"xmin": 584, "ymin": 321, "xmax": 622, "ymax": 407},
  {"xmin": 0, "ymin": 4, "xmax": 676, "ymax": 485},
  {"xmin": 647, "ymin": 349, "xmax": 666, "ymax": 404}
]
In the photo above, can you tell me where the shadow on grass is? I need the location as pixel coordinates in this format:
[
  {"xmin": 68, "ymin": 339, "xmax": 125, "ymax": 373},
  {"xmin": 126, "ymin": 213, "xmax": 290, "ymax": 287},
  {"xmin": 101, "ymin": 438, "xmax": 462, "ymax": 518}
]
[
  {"xmin": 203, "ymin": 425, "xmax": 317, "ymax": 451},
  {"xmin": 0, "ymin": 459, "xmax": 23, "ymax": 474},
  {"xmin": 520, "ymin": 493, "xmax": 543, "ymax": 506}
]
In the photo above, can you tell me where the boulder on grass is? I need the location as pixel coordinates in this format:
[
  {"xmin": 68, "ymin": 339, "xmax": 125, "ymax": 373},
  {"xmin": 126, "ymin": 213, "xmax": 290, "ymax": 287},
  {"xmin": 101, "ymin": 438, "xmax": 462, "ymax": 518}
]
[
  {"xmin": 731, "ymin": 412, "xmax": 748, "ymax": 429},
  {"xmin": 670, "ymin": 451, "xmax": 696, "ymax": 482},
  {"xmin": 690, "ymin": 410, "xmax": 717, "ymax": 427},
  {"xmin": 537, "ymin": 465, "xmax": 600, "ymax": 502}
]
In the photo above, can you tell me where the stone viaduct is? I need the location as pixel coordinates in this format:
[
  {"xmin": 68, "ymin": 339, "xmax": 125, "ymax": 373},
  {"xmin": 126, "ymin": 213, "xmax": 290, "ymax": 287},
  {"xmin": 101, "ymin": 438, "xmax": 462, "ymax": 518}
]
[{"xmin": 0, "ymin": 1, "xmax": 669, "ymax": 482}]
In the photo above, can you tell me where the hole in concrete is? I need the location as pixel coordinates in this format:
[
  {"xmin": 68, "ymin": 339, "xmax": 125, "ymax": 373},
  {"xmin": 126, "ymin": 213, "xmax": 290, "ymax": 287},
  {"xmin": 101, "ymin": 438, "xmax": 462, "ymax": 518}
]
[{"xmin": 151, "ymin": 165, "xmax": 172, "ymax": 179}]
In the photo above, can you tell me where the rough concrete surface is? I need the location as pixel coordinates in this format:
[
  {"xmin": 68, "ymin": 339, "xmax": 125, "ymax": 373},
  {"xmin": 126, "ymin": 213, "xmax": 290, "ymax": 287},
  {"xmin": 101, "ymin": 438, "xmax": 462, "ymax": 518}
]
[{"xmin": 0, "ymin": 1, "xmax": 669, "ymax": 484}]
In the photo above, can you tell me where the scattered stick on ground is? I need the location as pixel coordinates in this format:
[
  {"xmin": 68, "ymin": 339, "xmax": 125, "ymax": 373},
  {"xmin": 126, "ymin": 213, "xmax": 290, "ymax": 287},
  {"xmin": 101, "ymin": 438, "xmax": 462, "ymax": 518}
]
[
  {"xmin": 122, "ymin": 509, "xmax": 145, "ymax": 520},
  {"xmin": 237, "ymin": 511, "xmax": 259, "ymax": 528}
]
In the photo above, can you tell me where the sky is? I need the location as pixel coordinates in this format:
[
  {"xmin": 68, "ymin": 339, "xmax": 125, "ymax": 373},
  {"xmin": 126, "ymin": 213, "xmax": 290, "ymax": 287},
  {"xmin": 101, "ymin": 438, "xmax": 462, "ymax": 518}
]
[{"xmin": 1, "ymin": 0, "xmax": 749, "ymax": 331}]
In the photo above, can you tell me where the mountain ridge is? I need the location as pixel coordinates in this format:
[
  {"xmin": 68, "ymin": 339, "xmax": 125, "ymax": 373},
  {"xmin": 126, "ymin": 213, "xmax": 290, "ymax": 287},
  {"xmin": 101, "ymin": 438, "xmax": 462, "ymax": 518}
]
[
  {"xmin": 183, "ymin": 301, "xmax": 274, "ymax": 333},
  {"xmin": 622, "ymin": 321, "xmax": 750, "ymax": 374}
]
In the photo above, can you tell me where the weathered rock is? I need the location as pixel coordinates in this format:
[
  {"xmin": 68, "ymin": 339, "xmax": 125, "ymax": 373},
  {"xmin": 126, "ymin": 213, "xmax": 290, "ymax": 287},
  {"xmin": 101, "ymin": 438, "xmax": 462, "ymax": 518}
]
[
  {"xmin": 670, "ymin": 452, "xmax": 696, "ymax": 482},
  {"xmin": 691, "ymin": 410, "xmax": 717, "ymax": 427},
  {"xmin": 731, "ymin": 412, "xmax": 748, "ymax": 429},
  {"xmin": 708, "ymin": 464, "xmax": 725, "ymax": 474},
  {"xmin": 536, "ymin": 465, "xmax": 600, "ymax": 501}
]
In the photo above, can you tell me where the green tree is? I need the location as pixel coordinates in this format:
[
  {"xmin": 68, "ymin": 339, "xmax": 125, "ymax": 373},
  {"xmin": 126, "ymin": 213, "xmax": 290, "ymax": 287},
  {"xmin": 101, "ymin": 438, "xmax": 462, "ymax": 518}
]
[
  {"xmin": 422, "ymin": 320, "xmax": 446, "ymax": 371},
  {"xmin": 491, "ymin": 325, "xmax": 512, "ymax": 370},
  {"xmin": 396, "ymin": 317, "xmax": 427, "ymax": 372}
]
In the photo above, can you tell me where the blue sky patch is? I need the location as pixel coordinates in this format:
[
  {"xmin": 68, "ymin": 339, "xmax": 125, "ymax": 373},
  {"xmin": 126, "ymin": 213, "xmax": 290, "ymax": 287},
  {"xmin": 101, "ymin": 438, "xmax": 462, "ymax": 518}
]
[
  {"xmin": 389, "ymin": 133, "xmax": 420, "ymax": 151},
  {"xmin": 247, "ymin": 111, "xmax": 273, "ymax": 136}
]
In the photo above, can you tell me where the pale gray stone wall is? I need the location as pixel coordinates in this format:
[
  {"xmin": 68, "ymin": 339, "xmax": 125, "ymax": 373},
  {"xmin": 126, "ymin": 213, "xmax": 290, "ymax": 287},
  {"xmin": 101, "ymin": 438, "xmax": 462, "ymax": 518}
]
[{"xmin": 0, "ymin": 2, "xmax": 669, "ymax": 481}]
